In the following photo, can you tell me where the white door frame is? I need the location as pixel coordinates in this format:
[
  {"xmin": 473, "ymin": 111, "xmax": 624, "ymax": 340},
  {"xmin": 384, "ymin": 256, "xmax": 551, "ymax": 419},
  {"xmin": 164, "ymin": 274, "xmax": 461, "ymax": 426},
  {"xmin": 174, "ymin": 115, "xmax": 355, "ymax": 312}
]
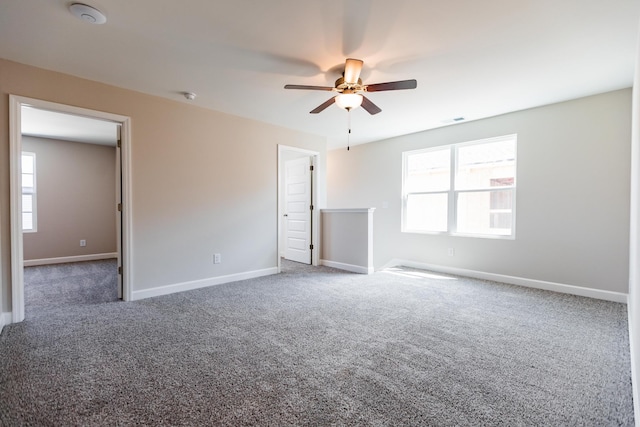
[
  {"xmin": 116, "ymin": 125, "xmax": 123, "ymax": 299},
  {"xmin": 9, "ymin": 95, "xmax": 133, "ymax": 323},
  {"xmin": 277, "ymin": 145, "xmax": 319, "ymax": 273}
]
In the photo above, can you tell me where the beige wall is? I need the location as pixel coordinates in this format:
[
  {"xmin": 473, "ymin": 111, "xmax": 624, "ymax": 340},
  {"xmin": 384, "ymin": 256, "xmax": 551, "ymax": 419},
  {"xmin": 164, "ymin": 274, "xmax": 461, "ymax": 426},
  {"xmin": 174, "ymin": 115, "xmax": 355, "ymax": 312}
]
[
  {"xmin": 0, "ymin": 58, "xmax": 327, "ymax": 313},
  {"xmin": 22, "ymin": 136, "xmax": 116, "ymax": 261},
  {"xmin": 328, "ymin": 89, "xmax": 631, "ymax": 293}
]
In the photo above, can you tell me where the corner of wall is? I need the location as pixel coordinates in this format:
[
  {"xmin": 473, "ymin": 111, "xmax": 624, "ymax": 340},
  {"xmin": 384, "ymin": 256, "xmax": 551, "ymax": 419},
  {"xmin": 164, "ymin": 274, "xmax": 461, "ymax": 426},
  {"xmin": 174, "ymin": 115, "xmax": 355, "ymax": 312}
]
[
  {"xmin": 627, "ymin": 19, "xmax": 640, "ymax": 426},
  {"xmin": 0, "ymin": 311, "xmax": 12, "ymax": 335}
]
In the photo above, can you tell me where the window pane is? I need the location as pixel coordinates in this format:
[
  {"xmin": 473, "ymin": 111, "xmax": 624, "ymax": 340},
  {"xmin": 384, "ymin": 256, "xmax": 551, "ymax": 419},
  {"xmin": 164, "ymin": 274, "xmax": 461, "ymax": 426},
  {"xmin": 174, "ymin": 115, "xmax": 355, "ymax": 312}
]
[
  {"xmin": 490, "ymin": 212, "xmax": 512, "ymax": 229},
  {"xmin": 21, "ymin": 153, "xmax": 37, "ymax": 232},
  {"xmin": 457, "ymin": 190, "xmax": 513, "ymax": 235},
  {"xmin": 406, "ymin": 149, "xmax": 450, "ymax": 192},
  {"xmin": 406, "ymin": 193, "xmax": 448, "ymax": 232},
  {"xmin": 22, "ymin": 174, "xmax": 33, "ymax": 189},
  {"xmin": 21, "ymin": 154, "xmax": 33, "ymax": 174},
  {"xmin": 22, "ymin": 213, "xmax": 33, "ymax": 231},
  {"xmin": 22, "ymin": 194, "xmax": 33, "ymax": 212},
  {"xmin": 456, "ymin": 139, "xmax": 516, "ymax": 190},
  {"xmin": 490, "ymin": 188, "xmax": 512, "ymax": 210}
]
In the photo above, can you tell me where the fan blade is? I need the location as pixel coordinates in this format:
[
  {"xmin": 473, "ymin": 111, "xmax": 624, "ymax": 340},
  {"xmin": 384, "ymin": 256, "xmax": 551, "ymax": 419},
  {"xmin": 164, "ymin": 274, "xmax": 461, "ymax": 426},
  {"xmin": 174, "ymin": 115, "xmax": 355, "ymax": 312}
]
[
  {"xmin": 366, "ymin": 79, "xmax": 417, "ymax": 92},
  {"xmin": 361, "ymin": 96, "xmax": 382, "ymax": 115},
  {"xmin": 284, "ymin": 84, "xmax": 334, "ymax": 91},
  {"xmin": 344, "ymin": 58, "xmax": 364, "ymax": 84},
  {"xmin": 310, "ymin": 97, "xmax": 336, "ymax": 114}
]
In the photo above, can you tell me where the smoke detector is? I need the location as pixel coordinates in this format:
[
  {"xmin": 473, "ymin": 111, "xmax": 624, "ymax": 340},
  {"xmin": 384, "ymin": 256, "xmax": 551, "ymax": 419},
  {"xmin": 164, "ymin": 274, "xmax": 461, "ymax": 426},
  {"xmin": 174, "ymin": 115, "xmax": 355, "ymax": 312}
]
[
  {"xmin": 183, "ymin": 92, "xmax": 197, "ymax": 101},
  {"xmin": 69, "ymin": 3, "xmax": 107, "ymax": 24}
]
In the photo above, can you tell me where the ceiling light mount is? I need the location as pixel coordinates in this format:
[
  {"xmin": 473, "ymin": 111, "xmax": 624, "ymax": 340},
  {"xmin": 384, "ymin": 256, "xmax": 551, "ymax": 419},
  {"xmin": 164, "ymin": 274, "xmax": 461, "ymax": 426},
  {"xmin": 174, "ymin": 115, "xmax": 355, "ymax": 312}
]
[
  {"xmin": 441, "ymin": 117, "xmax": 466, "ymax": 125},
  {"xmin": 183, "ymin": 92, "xmax": 197, "ymax": 101},
  {"xmin": 69, "ymin": 3, "xmax": 107, "ymax": 24}
]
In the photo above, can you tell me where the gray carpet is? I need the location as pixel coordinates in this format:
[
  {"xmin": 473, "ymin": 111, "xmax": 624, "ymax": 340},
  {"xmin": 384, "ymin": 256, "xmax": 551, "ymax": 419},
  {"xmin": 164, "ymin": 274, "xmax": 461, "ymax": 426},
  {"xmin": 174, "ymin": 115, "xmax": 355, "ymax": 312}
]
[
  {"xmin": 23, "ymin": 259, "xmax": 118, "ymax": 316},
  {"xmin": 0, "ymin": 259, "xmax": 633, "ymax": 426}
]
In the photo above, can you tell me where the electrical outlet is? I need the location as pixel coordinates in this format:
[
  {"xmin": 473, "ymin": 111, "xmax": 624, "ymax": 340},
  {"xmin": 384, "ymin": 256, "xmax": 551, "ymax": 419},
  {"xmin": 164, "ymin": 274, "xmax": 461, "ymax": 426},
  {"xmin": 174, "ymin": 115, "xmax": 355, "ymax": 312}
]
[
  {"xmin": 214, "ymin": 253, "xmax": 221, "ymax": 264},
  {"xmin": 448, "ymin": 248, "xmax": 455, "ymax": 256},
  {"xmin": 80, "ymin": 240, "xmax": 86, "ymax": 247}
]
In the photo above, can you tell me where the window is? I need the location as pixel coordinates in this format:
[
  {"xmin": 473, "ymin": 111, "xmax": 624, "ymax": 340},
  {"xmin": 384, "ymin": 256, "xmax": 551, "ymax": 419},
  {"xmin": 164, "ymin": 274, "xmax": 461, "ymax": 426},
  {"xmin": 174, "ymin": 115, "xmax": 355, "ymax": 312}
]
[
  {"xmin": 402, "ymin": 135, "xmax": 516, "ymax": 238},
  {"xmin": 22, "ymin": 152, "xmax": 37, "ymax": 232}
]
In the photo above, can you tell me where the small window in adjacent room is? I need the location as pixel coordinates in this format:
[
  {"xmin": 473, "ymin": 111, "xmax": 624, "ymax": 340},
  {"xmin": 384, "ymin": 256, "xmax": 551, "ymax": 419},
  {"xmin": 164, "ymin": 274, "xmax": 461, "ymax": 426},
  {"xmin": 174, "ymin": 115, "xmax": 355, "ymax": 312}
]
[
  {"xmin": 402, "ymin": 134, "xmax": 517, "ymax": 238},
  {"xmin": 22, "ymin": 151, "xmax": 37, "ymax": 232}
]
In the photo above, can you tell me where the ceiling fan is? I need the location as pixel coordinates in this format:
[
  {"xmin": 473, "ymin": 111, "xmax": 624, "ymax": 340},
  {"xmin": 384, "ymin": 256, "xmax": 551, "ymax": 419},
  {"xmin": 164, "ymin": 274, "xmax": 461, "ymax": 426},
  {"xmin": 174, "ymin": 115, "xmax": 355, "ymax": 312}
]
[{"xmin": 284, "ymin": 58, "xmax": 417, "ymax": 115}]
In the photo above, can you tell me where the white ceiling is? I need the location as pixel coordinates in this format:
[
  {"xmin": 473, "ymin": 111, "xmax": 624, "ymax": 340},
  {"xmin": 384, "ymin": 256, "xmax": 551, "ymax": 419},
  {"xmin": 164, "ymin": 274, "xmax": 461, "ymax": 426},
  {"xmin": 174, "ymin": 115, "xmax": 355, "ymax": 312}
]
[
  {"xmin": 1, "ymin": 0, "xmax": 638, "ymax": 149},
  {"xmin": 22, "ymin": 107, "xmax": 118, "ymax": 146}
]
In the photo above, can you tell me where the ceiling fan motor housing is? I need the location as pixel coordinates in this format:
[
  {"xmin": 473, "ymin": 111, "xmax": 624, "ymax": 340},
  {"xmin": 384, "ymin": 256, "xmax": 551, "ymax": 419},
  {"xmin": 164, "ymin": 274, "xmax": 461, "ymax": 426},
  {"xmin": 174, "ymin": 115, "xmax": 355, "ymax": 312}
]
[{"xmin": 335, "ymin": 77, "xmax": 364, "ymax": 92}]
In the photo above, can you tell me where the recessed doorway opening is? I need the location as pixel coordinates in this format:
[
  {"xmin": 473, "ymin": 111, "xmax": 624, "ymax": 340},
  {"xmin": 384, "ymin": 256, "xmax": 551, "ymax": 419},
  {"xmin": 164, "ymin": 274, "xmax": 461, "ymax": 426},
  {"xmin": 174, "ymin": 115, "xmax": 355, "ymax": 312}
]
[{"xmin": 9, "ymin": 95, "xmax": 133, "ymax": 323}]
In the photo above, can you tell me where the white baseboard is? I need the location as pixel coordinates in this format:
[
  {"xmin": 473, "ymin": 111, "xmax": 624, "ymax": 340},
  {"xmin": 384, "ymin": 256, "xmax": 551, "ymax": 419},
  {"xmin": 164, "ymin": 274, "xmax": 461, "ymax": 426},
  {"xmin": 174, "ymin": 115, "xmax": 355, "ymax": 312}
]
[
  {"xmin": 24, "ymin": 253, "xmax": 118, "ymax": 267},
  {"xmin": 382, "ymin": 259, "xmax": 628, "ymax": 303},
  {"xmin": 131, "ymin": 267, "xmax": 279, "ymax": 301},
  {"xmin": 320, "ymin": 259, "xmax": 374, "ymax": 274},
  {"xmin": 0, "ymin": 312, "xmax": 12, "ymax": 334}
]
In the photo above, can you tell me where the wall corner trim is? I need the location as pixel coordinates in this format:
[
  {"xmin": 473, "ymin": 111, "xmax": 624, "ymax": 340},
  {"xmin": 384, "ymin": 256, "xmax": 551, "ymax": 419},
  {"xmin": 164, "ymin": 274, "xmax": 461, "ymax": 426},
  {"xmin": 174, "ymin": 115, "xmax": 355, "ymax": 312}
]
[
  {"xmin": 131, "ymin": 267, "xmax": 278, "ymax": 301},
  {"xmin": 381, "ymin": 259, "xmax": 628, "ymax": 303},
  {"xmin": 320, "ymin": 259, "xmax": 374, "ymax": 274}
]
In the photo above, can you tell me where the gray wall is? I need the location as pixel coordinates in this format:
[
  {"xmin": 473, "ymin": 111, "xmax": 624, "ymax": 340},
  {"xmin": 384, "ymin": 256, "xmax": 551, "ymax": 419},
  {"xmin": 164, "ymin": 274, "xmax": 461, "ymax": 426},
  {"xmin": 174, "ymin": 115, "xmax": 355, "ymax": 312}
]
[
  {"xmin": 22, "ymin": 136, "xmax": 116, "ymax": 261},
  {"xmin": 328, "ymin": 89, "xmax": 631, "ymax": 293},
  {"xmin": 321, "ymin": 210, "xmax": 373, "ymax": 271}
]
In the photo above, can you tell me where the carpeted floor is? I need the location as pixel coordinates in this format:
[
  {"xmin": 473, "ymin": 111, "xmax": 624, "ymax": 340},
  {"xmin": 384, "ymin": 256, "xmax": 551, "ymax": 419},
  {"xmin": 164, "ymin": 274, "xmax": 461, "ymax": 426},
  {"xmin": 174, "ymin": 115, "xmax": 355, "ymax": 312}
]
[
  {"xmin": 0, "ymin": 259, "xmax": 633, "ymax": 426},
  {"xmin": 23, "ymin": 259, "xmax": 118, "ymax": 317}
]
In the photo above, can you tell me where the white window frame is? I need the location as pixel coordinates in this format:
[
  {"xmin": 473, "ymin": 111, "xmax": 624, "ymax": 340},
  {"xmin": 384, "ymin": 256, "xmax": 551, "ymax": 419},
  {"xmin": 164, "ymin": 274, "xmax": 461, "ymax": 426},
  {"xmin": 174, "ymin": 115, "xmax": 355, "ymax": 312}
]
[
  {"xmin": 402, "ymin": 134, "xmax": 517, "ymax": 239},
  {"xmin": 21, "ymin": 151, "xmax": 37, "ymax": 233}
]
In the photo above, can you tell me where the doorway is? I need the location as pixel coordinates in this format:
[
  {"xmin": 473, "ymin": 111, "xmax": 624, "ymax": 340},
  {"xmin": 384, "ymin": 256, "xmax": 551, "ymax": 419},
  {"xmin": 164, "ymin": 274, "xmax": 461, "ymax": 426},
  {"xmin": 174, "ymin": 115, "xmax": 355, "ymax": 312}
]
[
  {"xmin": 9, "ymin": 95, "xmax": 132, "ymax": 323},
  {"xmin": 277, "ymin": 145, "xmax": 319, "ymax": 272}
]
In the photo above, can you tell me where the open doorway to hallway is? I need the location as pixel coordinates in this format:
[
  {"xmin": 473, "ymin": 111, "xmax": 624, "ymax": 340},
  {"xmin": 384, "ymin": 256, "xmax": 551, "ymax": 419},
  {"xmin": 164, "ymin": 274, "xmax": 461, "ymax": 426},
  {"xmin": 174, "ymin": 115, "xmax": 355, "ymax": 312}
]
[
  {"xmin": 20, "ymin": 107, "xmax": 120, "ymax": 318},
  {"xmin": 9, "ymin": 95, "xmax": 132, "ymax": 323}
]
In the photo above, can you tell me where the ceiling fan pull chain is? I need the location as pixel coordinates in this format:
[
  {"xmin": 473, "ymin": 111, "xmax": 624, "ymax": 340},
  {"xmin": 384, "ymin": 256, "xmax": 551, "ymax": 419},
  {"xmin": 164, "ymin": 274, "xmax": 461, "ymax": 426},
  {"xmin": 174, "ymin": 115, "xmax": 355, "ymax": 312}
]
[{"xmin": 347, "ymin": 108, "xmax": 351, "ymax": 151}]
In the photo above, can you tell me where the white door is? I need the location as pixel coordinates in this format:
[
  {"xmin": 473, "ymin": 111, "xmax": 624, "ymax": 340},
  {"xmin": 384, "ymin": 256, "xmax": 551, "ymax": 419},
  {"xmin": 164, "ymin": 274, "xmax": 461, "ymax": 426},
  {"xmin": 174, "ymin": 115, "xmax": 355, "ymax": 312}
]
[{"xmin": 284, "ymin": 156, "xmax": 312, "ymax": 264}]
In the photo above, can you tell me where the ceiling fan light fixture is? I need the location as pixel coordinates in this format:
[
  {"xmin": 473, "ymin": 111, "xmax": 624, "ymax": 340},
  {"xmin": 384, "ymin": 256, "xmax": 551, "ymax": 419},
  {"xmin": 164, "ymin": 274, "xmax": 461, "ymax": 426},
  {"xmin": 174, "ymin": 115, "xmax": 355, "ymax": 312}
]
[{"xmin": 335, "ymin": 93, "xmax": 363, "ymax": 110}]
